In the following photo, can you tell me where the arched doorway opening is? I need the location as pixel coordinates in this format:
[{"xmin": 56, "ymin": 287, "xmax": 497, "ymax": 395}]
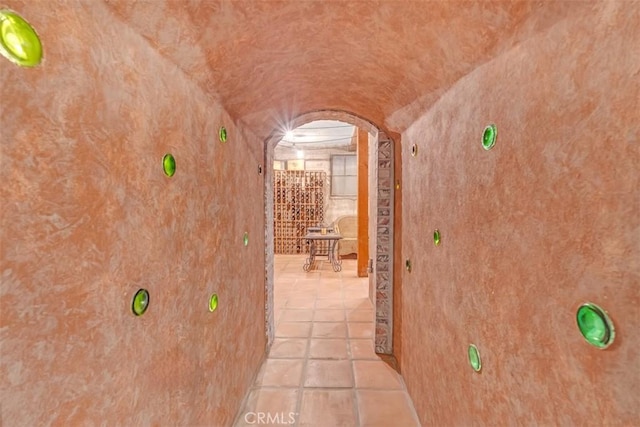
[{"xmin": 264, "ymin": 110, "xmax": 397, "ymax": 357}]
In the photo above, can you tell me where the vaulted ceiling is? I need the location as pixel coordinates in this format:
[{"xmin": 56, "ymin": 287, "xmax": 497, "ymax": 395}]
[{"xmin": 103, "ymin": 0, "xmax": 588, "ymax": 140}]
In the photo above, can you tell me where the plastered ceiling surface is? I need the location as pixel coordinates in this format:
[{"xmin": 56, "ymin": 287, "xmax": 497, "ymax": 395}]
[{"xmin": 102, "ymin": 0, "xmax": 590, "ymax": 138}]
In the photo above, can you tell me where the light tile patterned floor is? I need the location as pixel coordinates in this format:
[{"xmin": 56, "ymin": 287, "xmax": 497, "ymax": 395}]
[{"xmin": 233, "ymin": 255, "xmax": 421, "ymax": 427}]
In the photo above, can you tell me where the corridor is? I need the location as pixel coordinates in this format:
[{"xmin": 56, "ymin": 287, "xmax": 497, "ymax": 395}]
[
  {"xmin": 233, "ymin": 256, "xmax": 420, "ymax": 427},
  {"xmin": 2, "ymin": 1, "xmax": 637, "ymax": 425}
]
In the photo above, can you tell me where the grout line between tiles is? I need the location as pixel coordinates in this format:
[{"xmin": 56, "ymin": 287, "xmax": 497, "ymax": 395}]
[
  {"xmin": 292, "ymin": 324, "xmax": 311, "ymax": 427},
  {"xmin": 349, "ymin": 346, "xmax": 362, "ymax": 427}
]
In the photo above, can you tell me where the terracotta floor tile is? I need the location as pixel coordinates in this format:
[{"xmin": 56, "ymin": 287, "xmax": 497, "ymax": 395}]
[
  {"xmin": 298, "ymin": 389, "xmax": 357, "ymax": 427},
  {"xmin": 277, "ymin": 273, "xmax": 301, "ymax": 282},
  {"xmin": 344, "ymin": 297, "xmax": 371, "ymax": 310},
  {"xmin": 303, "ymin": 359, "xmax": 354, "ymax": 388},
  {"xmin": 234, "ymin": 388, "xmax": 300, "ymax": 427},
  {"xmin": 308, "ymin": 338, "xmax": 349, "ymax": 359},
  {"xmin": 312, "ymin": 322, "xmax": 348, "ymax": 338},
  {"xmin": 259, "ymin": 359, "xmax": 304, "ymax": 387},
  {"xmin": 343, "ymin": 283, "xmax": 367, "ymax": 289},
  {"xmin": 352, "ymin": 360, "xmax": 403, "ymax": 389},
  {"xmin": 349, "ymin": 339, "xmax": 378, "ymax": 360},
  {"xmin": 294, "ymin": 285, "xmax": 318, "ymax": 293},
  {"xmin": 357, "ymin": 390, "xmax": 420, "ymax": 427},
  {"xmin": 275, "ymin": 321, "xmax": 312, "ymax": 338},
  {"xmin": 343, "ymin": 294, "xmax": 369, "ymax": 304},
  {"xmin": 285, "ymin": 298, "xmax": 316, "ymax": 309},
  {"xmin": 276, "ymin": 289, "xmax": 292, "ymax": 295},
  {"xmin": 347, "ymin": 309, "xmax": 374, "ymax": 322},
  {"xmin": 321, "ymin": 283, "xmax": 343, "ymax": 292},
  {"xmin": 289, "ymin": 291, "xmax": 317, "ymax": 300},
  {"xmin": 316, "ymin": 290, "xmax": 343, "ymax": 299},
  {"xmin": 280, "ymin": 309, "xmax": 314, "ymax": 322},
  {"xmin": 268, "ymin": 338, "xmax": 308, "ymax": 359},
  {"xmin": 348, "ymin": 322, "xmax": 373, "ymax": 339},
  {"xmin": 242, "ymin": 255, "xmax": 420, "ymax": 427},
  {"xmin": 345, "ymin": 282, "xmax": 370, "ymax": 291},
  {"xmin": 239, "ymin": 387, "xmax": 299, "ymax": 416},
  {"xmin": 295, "ymin": 280, "xmax": 318, "ymax": 287},
  {"xmin": 315, "ymin": 298, "xmax": 344, "ymax": 309},
  {"xmin": 313, "ymin": 309, "xmax": 346, "ymax": 322},
  {"xmin": 320, "ymin": 278, "xmax": 344, "ymax": 285}
]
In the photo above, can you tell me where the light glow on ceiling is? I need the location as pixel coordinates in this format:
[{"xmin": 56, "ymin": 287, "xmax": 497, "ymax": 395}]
[{"xmin": 279, "ymin": 120, "xmax": 356, "ymax": 149}]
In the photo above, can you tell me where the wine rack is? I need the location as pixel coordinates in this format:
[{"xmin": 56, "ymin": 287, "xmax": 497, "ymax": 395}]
[{"xmin": 274, "ymin": 170, "xmax": 328, "ymax": 254}]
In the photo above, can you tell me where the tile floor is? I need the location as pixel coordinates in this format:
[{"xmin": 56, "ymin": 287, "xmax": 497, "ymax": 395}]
[{"xmin": 233, "ymin": 255, "xmax": 421, "ymax": 427}]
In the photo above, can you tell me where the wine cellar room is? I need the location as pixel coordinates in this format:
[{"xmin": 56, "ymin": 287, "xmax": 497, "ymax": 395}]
[{"xmin": 273, "ymin": 120, "xmax": 366, "ymax": 257}]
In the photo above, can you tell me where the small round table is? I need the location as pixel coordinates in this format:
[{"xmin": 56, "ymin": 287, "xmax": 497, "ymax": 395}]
[{"xmin": 303, "ymin": 232, "xmax": 343, "ymax": 272}]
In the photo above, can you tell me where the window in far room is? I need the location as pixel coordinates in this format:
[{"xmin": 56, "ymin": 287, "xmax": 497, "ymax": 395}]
[{"xmin": 331, "ymin": 154, "xmax": 357, "ymax": 197}]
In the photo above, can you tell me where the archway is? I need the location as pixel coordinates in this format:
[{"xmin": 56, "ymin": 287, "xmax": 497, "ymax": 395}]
[{"xmin": 263, "ymin": 110, "xmax": 396, "ymax": 356}]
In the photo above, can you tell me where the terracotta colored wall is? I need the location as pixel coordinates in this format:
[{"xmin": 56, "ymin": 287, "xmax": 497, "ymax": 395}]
[
  {"xmin": 400, "ymin": 4, "xmax": 639, "ymax": 425},
  {"xmin": 392, "ymin": 130, "xmax": 403, "ymax": 371},
  {"xmin": 0, "ymin": 2, "xmax": 265, "ymax": 425}
]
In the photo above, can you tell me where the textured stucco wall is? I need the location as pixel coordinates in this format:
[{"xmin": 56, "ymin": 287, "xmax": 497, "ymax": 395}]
[
  {"xmin": 2, "ymin": 1, "xmax": 639, "ymax": 425},
  {"xmin": 0, "ymin": 1, "xmax": 265, "ymax": 425},
  {"xmin": 400, "ymin": 4, "xmax": 639, "ymax": 425}
]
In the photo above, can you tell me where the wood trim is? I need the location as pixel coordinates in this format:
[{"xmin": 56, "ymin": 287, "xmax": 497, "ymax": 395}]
[{"xmin": 357, "ymin": 128, "xmax": 369, "ymax": 277}]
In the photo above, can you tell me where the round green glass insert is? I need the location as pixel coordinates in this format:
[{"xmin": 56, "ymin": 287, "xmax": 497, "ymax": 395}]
[
  {"xmin": 482, "ymin": 124, "xmax": 497, "ymax": 150},
  {"xmin": 433, "ymin": 229, "xmax": 441, "ymax": 246},
  {"xmin": 243, "ymin": 232, "xmax": 249, "ymax": 246},
  {"xmin": 132, "ymin": 289, "xmax": 149, "ymax": 316},
  {"xmin": 411, "ymin": 144, "xmax": 418, "ymax": 157},
  {"xmin": 468, "ymin": 344, "xmax": 481, "ymax": 372},
  {"xmin": 576, "ymin": 303, "xmax": 614, "ymax": 349},
  {"xmin": 219, "ymin": 126, "xmax": 227, "ymax": 143},
  {"xmin": 0, "ymin": 10, "xmax": 42, "ymax": 67},
  {"xmin": 163, "ymin": 153, "xmax": 176, "ymax": 177},
  {"xmin": 405, "ymin": 259, "xmax": 412, "ymax": 273},
  {"xmin": 209, "ymin": 293, "xmax": 219, "ymax": 312}
]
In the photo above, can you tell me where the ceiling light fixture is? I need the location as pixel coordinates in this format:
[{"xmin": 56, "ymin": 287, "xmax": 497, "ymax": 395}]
[{"xmin": 282, "ymin": 135, "xmax": 356, "ymax": 145}]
